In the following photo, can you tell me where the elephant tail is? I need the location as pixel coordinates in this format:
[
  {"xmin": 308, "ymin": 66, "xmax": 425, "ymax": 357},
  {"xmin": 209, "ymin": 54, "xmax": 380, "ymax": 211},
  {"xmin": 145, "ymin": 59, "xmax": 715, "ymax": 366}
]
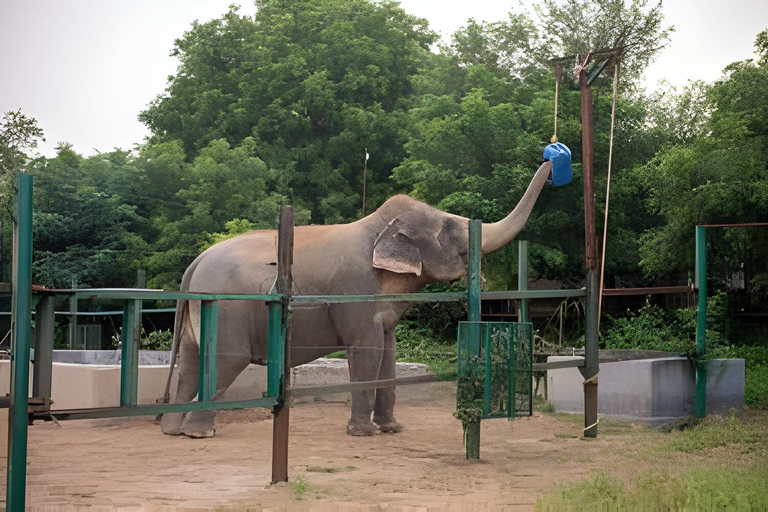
[{"xmin": 163, "ymin": 298, "xmax": 189, "ymax": 404}]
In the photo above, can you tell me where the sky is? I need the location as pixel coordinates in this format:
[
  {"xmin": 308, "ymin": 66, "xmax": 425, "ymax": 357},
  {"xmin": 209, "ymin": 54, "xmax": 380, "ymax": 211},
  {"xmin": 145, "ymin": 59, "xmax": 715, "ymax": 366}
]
[{"xmin": 1, "ymin": 0, "xmax": 766, "ymax": 158}]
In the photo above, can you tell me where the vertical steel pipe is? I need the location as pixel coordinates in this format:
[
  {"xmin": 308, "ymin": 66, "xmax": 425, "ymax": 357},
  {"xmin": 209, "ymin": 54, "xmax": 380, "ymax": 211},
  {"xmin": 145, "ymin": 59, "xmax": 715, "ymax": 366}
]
[
  {"xmin": 120, "ymin": 299, "xmax": 140, "ymax": 406},
  {"xmin": 695, "ymin": 226, "xmax": 707, "ymax": 418},
  {"xmin": 7, "ymin": 172, "xmax": 33, "ymax": 510},
  {"xmin": 32, "ymin": 295, "xmax": 55, "ymax": 403},
  {"xmin": 198, "ymin": 300, "xmax": 219, "ymax": 403},
  {"xmin": 518, "ymin": 240, "xmax": 529, "ymax": 323}
]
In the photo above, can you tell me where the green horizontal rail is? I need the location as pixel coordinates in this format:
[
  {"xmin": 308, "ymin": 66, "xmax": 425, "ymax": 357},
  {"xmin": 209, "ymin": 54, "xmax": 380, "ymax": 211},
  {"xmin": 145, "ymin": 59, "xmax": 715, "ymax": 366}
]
[
  {"xmin": 72, "ymin": 289, "xmax": 282, "ymax": 302},
  {"xmin": 50, "ymin": 288, "xmax": 583, "ymax": 305},
  {"xmin": 292, "ymin": 292, "xmax": 467, "ymax": 306},
  {"xmin": 37, "ymin": 396, "xmax": 280, "ymax": 421},
  {"xmin": 480, "ymin": 289, "xmax": 586, "ymax": 300}
]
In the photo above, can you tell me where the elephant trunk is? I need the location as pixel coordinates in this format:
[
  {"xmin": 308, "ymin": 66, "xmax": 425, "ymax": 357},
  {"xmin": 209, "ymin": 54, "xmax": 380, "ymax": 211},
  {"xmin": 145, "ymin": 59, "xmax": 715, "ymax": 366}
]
[{"xmin": 481, "ymin": 160, "xmax": 553, "ymax": 254}]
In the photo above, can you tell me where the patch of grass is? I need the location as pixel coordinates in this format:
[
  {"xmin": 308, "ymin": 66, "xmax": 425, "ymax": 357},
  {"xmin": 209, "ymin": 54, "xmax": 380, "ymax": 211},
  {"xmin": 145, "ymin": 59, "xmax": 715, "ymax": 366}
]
[
  {"xmin": 290, "ymin": 475, "xmax": 334, "ymax": 501},
  {"xmin": 536, "ymin": 465, "xmax": 768, "ymax": 511},
  {"xmin": 290, "ymin": 475, "xmax": 309, "ymax": 500},
  {"xmin": 657, "ymin": 410, "xmax": 765, "ymax": 453},
  {"xmin": 554, "ymin": 433, "xmax": 577, "ymax": 439},
  {"xmin": 306, "ymin": 466, "xmax": 357, "ymax": 473},
  {"xmin": 534, "ymin": 396, "xmax": 555, "ymax": 414},
  {"xmin": 325, "ymin": 350, "xmax": 347, "ymax": 359}
]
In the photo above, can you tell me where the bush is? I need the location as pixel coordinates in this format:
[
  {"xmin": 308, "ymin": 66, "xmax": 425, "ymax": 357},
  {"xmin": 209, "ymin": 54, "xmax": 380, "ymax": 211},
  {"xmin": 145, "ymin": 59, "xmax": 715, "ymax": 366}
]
[{"xmin": 111, "ymin": 328, "xmax": 173, "ymax": 351}]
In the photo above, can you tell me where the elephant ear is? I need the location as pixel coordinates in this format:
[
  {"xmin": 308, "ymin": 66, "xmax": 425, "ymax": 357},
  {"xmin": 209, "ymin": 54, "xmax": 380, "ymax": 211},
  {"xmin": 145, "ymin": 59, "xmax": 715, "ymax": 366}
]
[{"xmin": 373, "ymin": 218, "xmax": 422, "ymax": 276}]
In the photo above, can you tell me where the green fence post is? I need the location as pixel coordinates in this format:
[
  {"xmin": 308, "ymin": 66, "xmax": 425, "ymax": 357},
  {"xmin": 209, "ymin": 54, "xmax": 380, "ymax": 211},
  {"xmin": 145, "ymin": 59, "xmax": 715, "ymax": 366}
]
[
  {"xmin": 695, "ymin": 226, "xmax": 707, "ymax": 418},
  {"xmin": 467, "ymin": 220, "xmax": 481, "ymax": 352},
  {"xmin": 267, "ymin": 301, "xmax": 284, "ymax": 398},
  {"xmin": 120, "ymin": 299, "xmax": 140, "ymax": 406},
  {"xmin": 7, "ymin": 172, "xmax": 33, "ymax": 510},
  {"xmin": 518, "ymin": 240, "xmax": 529, "ymax": 322},
  {"xmin": 198, "ymin": 300, "xmax": 219, "ymax": 402}
]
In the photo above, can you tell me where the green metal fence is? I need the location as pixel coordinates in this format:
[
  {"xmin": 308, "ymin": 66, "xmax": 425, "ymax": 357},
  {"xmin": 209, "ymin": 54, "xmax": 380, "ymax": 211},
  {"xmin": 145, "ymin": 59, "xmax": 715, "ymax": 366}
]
[{"xmin": 456, "ymin": 321, "xmax": 533, "ymax": 419}]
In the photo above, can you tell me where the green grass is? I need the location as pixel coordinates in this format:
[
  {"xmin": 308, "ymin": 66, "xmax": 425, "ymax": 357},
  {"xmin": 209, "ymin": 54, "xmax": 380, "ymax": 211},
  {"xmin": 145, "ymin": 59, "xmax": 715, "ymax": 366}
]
[
  {"xmin": 656, "ymin": 410, "xmax": 766, "ymax": 453},
  {"xmin": 536, "ymin": 466, "xmax": 768, "ymax": 511},
  {"xmin": 290, "ymin": 474, "xmax": 334, "ymax": 501}
]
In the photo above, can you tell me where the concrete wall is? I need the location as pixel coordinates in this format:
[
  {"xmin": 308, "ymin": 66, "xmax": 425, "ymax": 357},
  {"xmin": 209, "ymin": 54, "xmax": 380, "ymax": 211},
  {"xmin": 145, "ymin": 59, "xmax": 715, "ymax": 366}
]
[
  {"xmin": 0, "ymin": 358, "xmax": 431, "ymax": 410},
  {"xmin": 547, "ymin": 356, "xmax": 745, "ymax": 422}
]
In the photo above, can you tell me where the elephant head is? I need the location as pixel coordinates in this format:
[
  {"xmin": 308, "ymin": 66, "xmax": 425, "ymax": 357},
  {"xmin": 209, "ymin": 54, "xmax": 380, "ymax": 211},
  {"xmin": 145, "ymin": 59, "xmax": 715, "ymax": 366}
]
[{"xmin": 371, "ymin": 159, "xmax": 554, "ymax": 283}]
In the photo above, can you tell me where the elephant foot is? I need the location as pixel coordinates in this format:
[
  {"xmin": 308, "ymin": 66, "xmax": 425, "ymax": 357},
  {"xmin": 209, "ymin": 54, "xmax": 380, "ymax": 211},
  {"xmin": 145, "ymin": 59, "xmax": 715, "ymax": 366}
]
[
  {"xmin": 179, "ymin": 409, "xmax": 216, "ymax": 438},
  {"xmin": 374, "ymin": 418, "xmax": 403, "ymax": 433},
  {"xmin": 160, "ymin": 412, "xmax": 186, "ymax": 436},
  {"xmin": 347, "ymin": 420, "xmax": 379, "ymax": 436}
]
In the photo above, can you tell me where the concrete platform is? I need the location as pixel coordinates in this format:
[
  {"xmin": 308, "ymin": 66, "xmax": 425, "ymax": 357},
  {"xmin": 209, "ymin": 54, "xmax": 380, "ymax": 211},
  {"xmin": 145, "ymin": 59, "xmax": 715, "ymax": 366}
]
[
  {"xmin": 0, "ymin": 356, "xmax": 432, "ymax": 410},
  {"xmin": 547, "ymin": 356, "xmax": 745, "ymax": 422}
]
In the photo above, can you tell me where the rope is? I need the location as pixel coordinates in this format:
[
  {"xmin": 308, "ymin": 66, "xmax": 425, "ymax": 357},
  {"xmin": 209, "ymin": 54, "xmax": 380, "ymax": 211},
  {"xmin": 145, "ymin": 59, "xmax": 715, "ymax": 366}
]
[
  {"xmin": 598, "ymin": 61, "xmax": 620, "ymax": 331},
  {"xmin": 583, "ymin": 418, "xmax": 599, "ymax": 433},
  {"xmin": 551, "ymin": 64, "xmax": 562, "ymax": 143}
]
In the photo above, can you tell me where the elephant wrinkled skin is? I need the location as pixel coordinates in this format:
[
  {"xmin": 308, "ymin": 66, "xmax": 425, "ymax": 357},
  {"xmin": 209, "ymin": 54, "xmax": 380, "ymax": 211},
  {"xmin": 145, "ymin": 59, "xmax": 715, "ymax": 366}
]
[{"xmin": 161, "ymin": 161, "xmax": 553, "ymax": 438}]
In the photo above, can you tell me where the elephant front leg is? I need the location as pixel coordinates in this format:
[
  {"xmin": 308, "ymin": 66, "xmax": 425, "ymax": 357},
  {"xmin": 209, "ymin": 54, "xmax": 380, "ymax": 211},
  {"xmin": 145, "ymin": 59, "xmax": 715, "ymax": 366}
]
[
  {"xmin": 373, "ymin": 333, "xmax": 402, "ymax": 433},
  {"xmin": 346, "ymin": 344, "xmax": 383, "ymax": 436}
]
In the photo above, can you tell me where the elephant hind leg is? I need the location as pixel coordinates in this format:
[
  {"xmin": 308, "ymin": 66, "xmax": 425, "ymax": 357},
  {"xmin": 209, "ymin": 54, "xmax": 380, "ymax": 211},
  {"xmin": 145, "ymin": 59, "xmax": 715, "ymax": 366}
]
[
  {"xmin": 161, "ymin": 327, "xmax": 200, "ymax": 436},
  {"xmin": 177, "ymin": 354, "xmax": 251, "ymax": 438}
]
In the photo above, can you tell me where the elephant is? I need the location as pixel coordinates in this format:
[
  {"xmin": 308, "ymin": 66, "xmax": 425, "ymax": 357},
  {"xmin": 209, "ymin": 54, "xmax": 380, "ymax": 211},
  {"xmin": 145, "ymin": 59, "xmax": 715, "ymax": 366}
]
[{"xmin": 161, "ymin": 158, "xmax": 557, "ymax": 438}]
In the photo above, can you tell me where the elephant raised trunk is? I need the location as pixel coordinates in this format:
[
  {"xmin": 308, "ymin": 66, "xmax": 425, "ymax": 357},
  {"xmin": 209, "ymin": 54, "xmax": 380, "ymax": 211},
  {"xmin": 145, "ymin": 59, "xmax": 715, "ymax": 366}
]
[{"xmin": 481, "ymin": 160, "xmax": 553, "ymax": 254}]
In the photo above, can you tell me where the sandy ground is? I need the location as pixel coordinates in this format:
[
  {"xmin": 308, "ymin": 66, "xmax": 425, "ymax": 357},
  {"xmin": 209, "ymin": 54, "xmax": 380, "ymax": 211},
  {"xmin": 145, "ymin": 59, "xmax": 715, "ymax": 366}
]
[{"xmin": 0, "ymin": 382, "xmax": 710, "ymax": 511}]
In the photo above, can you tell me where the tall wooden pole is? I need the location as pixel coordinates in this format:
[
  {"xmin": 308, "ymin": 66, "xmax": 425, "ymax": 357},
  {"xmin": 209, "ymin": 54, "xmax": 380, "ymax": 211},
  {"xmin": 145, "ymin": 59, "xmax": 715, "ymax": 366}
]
[
  {"xmin": 579, "ymin": 68, "xmax": 599, "ymax": 438},
  {"xmin": 271, "ymin": 206, "xmax": 294, "ymax": 483}
]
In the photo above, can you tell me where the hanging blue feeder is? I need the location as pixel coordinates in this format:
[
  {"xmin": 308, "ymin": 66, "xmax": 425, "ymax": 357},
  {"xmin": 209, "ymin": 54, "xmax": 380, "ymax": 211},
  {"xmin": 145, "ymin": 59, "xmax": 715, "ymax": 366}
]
[{"xmin": 543, "ymin": 142, "xmax": 572, "ymax": 186}]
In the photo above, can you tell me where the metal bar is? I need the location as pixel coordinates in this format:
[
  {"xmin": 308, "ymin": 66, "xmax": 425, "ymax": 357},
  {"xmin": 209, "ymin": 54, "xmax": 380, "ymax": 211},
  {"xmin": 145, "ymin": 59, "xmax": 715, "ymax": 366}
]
[
  {"xmin": 467, "ymin": 221, "xmax": 482, "ymax": 355},
  {"xmin": 695, "ymin": 226, "xmax": 707, "ymax": 418},
  {"xmin": 532, "ymin": 358, "xmax": 585, "ymax": 371},
  {"xmin": 267, "ymin": 302, "xmax": 283, "ymax": 398},
  {"xmin": 7, "ymin": 172, "xmax": 33, "ymax": 511},
  {"xmin": 73, "ymin": 289, "xmax": 281, "ymax": 301},
  {"xmin": 290, "ymin": 374, "xmax": 438, "ymax": 398},
  {"xmin": 292, "ymin": 291, "xmax": 467, "ymax": 306},
  {"xmin": 35, "ymin": 397, "xmax": 280, "ymax": 421},
  {"xmin": 518, "ymin": 240, "xmax": 529, "ymax": 322},
  {"xmin": 198, "ymin": 300, "xmax": 219, "ymax": 403},
  {"xmin": 602, "ymin": 286, "xmax": 694, "ymax": 296},
  {"xmin": 480, "ymin": 289, "xmax": 586, "ymax": 300},
  {"xmin": 698, "ymin": 223, "xmax": 768, "ymax": 228},
  {"xmin": 120, "ymin": 300, "xmax": 140, "ymax": 406},
  {"xmin": 483, "ymin": 326, "xmax": 492, "ymax": 416},
  {"xmin": 53, "ymin": 308, "xmax": 178, "ymax": 316},
  {"xmin": 32, "ymin": 295, "xmax": 55, "ymax": 404},
  {"xmin": 272, "ymin": 206, "xmax": 294, "ymax": 485},
  {"xmin": 68, "ymin": 287, "xmax": 78, "ymax": 349}
]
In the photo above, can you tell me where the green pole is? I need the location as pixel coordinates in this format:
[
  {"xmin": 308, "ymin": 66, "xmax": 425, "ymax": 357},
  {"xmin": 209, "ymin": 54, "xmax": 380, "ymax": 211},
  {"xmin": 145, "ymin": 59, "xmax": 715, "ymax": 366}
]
[
  {"xmin": 467, "ymin": 220, "xmax": 482, "ymax": 355},
  {"xmin": 198, "ymin": 300, "xmax": 219, "ymax": 402},
  {"xmin": 695, "ymin": 226, "xmax": 707, "ymax": 418},
  {"xmin": 7, "ymin": 172, "xmax": 33, "ymax": 510},
  {"xmin": 467, "ymin": 220, "xmax": 481, "ymax": 323},
  {"xmin": 266, "ymin": 301, "xmax": 284, "ymax": 398},
  {"xmin": 518, "ymin": 240, "xmax": 529, "ymax": 322},
  {"xmin": 120, "ymin": 299, "xmax": 140, "ymax": 406}
]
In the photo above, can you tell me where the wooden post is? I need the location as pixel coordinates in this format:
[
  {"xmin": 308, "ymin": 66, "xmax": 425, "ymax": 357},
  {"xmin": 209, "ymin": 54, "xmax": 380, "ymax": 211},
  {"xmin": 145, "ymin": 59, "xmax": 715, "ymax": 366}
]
[
  {"xmin": 580, "ymin": 68, "xmax": 599, "ymax": 438},
  {"xmin": 271, "ymin": 206, "xmax": 294, "ymax": 484}
]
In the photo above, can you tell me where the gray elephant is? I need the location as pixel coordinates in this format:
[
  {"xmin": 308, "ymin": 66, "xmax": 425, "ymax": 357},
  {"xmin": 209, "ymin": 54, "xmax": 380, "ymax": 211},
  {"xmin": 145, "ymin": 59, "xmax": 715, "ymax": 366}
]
[{"xmin": 162, "ymin": 159, "xmax": 555, "ymax": 438}]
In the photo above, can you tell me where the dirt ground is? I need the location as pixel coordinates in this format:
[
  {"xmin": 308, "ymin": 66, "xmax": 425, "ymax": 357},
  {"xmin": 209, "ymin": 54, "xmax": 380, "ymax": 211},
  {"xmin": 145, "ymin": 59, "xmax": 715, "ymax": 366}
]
[{"xmin": 1, "ymin": 381, "xmax": 761, "ymax": 511}]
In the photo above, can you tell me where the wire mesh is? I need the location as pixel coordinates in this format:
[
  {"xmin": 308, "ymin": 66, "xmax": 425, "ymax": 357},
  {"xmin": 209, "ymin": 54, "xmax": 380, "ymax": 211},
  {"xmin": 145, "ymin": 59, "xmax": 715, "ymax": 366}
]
[{"xmin": 456, "ymin": 321, "xmax": 533, "ymax": 419}]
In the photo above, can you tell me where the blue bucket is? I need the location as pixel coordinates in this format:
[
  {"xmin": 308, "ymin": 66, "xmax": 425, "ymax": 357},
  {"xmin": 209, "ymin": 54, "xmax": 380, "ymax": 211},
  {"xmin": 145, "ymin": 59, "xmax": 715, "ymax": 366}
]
[{"xmin": 543, "ymin": 142, "xmax": 572, "ymax": 186}]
